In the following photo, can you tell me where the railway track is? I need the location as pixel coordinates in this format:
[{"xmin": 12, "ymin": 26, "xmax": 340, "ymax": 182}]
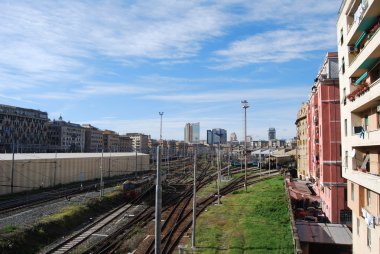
[
  {"xmin": 44, "ymin": 160, "xmax": 202, "ymax": 254},
  {"xmin": 161, "ymin": 170, "xmax": 280, "ymax": 254},
  {"xmin": 42, "ymin": 161, "xmax": 275, "ymax": 254},
  {"xmin": 44, "ymin": 186, "xmax": 154, "ymax": 254}
]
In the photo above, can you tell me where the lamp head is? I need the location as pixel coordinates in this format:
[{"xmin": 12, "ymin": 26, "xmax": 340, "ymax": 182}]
[{"xmin": 241, "ymin": 100, "xmax": 249, "ymax": 109}]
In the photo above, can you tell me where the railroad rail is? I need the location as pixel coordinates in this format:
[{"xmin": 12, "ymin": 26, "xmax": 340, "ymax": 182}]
[{"xmin": 44, "ymin": 186, "xmax": 154, "ymax": 254}]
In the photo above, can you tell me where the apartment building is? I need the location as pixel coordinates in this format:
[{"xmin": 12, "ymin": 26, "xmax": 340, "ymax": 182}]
[
  {"xmin": 307, "ymin": 52, "xmax": 347, "ymax": 224},
  {"xmin": 119, "ymin": 135, "xmax": 133, "ymax": 152},
  {"xmin": 338, "ymin": 0, "xmax": 380, "ymax": 252},
  {"xmin": 295, "ymin": 103, "xmax": 309, "ymax": 179},
  {"xmin": 47, "ymin": 116, "xmax": 85, "ymax": 152},
  {"xmin": 103, "ymin": 130, "xmax": 120, "ymax": 152},
  {"xmin": 126, "ymin": 133, "xmax": 149, "ymax": 153},
  {"xmin": 82, "ymin": 124, "xmax": 103, "ymax": 152},
  {"xmin": 0, "ymin": 104, "xmax": 49, "ymax": 153}
]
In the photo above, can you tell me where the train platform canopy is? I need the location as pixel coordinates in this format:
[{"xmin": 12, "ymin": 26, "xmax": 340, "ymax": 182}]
[
  {"xmin": 296, "ymin": 221, "xmax": 352, "ymax": 245},
  {"xmin": 0, "ymin": 152, "xmax": 146, "ymax": 161}
]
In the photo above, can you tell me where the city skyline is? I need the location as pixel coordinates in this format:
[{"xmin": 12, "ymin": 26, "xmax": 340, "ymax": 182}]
[{"xmin": 0, "ymin": 1, "xmax": 340, "ymax": 140}]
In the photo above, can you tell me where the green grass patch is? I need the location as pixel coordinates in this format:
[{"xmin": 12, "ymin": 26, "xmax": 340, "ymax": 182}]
[
  {"xmin": 0, "ymin": 225, "xmax": 18, "ymax": 234},
  {"xmin": 194, "ymin": 175, "xmax": 293, "ymax": 254},
  {"xmin": 0, "ymin": 189, "xmax": 125, "ymax": 254}
]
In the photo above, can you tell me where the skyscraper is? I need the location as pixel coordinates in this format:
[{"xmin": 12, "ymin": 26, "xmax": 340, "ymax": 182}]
[
  {"xmin": 268, "ymin": 128, "xmax": 276, "ymax": 140},
  {"xmin": 206, "ymin": 128, "xmax": 227, "ymax": 145},
  {"xmin": 184, "ymin": 122, "xmax": 200, "ymax": 144}
]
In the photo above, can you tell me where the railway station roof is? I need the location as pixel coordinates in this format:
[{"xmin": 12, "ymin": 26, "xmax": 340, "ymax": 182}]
[{"xmin": 0, "ymin": 152, "xmax": 146, "ymax": 161}]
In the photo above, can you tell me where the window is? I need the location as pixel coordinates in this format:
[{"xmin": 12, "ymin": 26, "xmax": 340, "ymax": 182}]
[
  {"xmin": 357, "ymin": 217, "xmax": 360, "ymax": 235},
  {"xmin": 343, "ymin": 87, "xmax": 346, "ymax": 105},
  {"xmin": 345, "ymin": 151, "xmax": 349, "ymax": 167},
  {"xmin": 351, "ymin": 182, "xmax": 354, "ymax": 201},
  {"xmin": 344, "ymin": 119, "xmax": 348, "ymax": 137},
  {"xmin": 342, "ymin": 57, "xmax": 345, "ymax": 74},
  {"xmin": 340, "ymin": 28, "xmax": 344, "ymax": 45},
  {"xmin": 367, "ymin": 190, "xmax": 371, "ymax": 207},
  {"xmin": 378, "ymin": 111, "xmax": 380, "ymax": 128},
  {"xmin": 367, "ymin": 227, "xmax": 371, "ymax": 247},
  {"xmin": 365, "ymin": 115, "xmax": 369, "ymax": 131}
]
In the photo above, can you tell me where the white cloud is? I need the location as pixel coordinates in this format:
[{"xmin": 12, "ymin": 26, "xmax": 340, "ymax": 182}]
[
  {"xmin": 142, "ymin": 87, "xmax": 308, "ymax": 103},
  {"xmin": 213, "ymin": 23, "xmax": 337, "ymax": 69}
]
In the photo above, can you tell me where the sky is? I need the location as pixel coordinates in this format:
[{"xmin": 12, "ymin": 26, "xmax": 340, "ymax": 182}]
[{"xmin": 0, "ymin": 0, "xmax": 341, "ymax": 141}]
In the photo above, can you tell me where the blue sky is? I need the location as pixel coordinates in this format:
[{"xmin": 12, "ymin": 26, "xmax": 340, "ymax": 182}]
[{"xmin": 0, "ymin": 0, "xmax": 341, "ymax": 141}]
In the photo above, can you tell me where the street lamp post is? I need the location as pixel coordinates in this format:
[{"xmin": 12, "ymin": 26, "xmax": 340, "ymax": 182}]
[
  {"xmin": 155, "ymin": 112, "xmax": 164, "ymax": 254},
  {"xmin": 159, "ymin": 112, "xmax": 164, "ymax": 141},
  {"xmin": 241, "ymin": 100, "xmax": 249, "ymax": 192},
  {"xmin": 192, "ymin": 145, "xmax": 197, "ymax": 249}
]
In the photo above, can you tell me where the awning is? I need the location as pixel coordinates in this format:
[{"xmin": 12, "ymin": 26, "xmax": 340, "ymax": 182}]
[
  {"xmin": 355, "ymin": 71, "xmax": 368, "ymax": 85},
  {"xmin": 354, "ymin": 31, "xmax": 367, "ymax": 48}
]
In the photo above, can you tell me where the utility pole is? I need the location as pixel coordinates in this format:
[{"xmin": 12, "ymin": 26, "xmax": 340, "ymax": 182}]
[
  {"xmin": 241, "ymin": 100, "xmax": 249, "ymax": 192},
  {"xmin": 155, "ymin": 112, "xmax": 163, "ymax": 254},
  {"xmin": 135, "ymin": 148, "xmax": 138, "ymax": 178},
  {"xmin": 269, "ymin": 150, "xmax": 271, "ymax": 176},
  {"xmin": 217, "ymin": 142, "xmax": 221, "ymax": 205},
  {"xmin": 53, "ymin": 152, "xmax": 57, "ymax": 186},
  {"xmin": 192, "ymin": 146, "xmax": 197, "ymax": 249},
  {"xmin": 100, "ymin": 149, "xmax": 104, "ymax": 197},
  {"xmin": 155, "ymin": 145, "xmax": 162, "ymax": 254},
  {"xmin": 159, "ymin": 112, "xmax": 164, "ymax": 141},
  {"xmin": 11, "ymin": 138, "xmax": 15, "ymax": 194}
]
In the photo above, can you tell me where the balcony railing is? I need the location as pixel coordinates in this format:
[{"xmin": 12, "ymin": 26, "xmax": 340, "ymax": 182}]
[
  {"xmin": 346, "ymin": 61, "xmax": 380, "ymax": 102},
  {"xmin": 347, "ymin": 0, "xmax": 369, "ymax": 34},
  {"xmin": 349, "ymin": 15, "xmax": 380, "ymax": 66}
]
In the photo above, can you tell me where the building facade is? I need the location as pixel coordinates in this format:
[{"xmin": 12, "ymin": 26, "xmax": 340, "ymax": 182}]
[
  {"xmin": 47, "ymin": 117, "xmax": 85, "ymax": 152},
  {"xmin": 307, "ymin": 52, "xmax": 347, "ymax": 224},
  {"xmin": 207, "ymin": 128, "xmax": 227, "ymax": 145},
  {"xmin": 0, "ymin": 104, "xmax": 49, "ymax": 153},
  {"xmin": 296, "ymin": 103, "xmax": 309, "ymax": 179},
  {"xmin": 82, "ymin": 124, "xmax": 103, "ymax": 152},
  {"xmin": 119, "ymin": 135, "xmax": 133, "ymax": 152},
  {"xmin": 126, "ymin": 133, "xmax": 149, "ymax": 153},
  {"xmin": 102, "ymin": 130, "xmax": 120, "ymax": 152},
  {"xmin": 268, "ymin": 127, "xmax": 276, "ymax": 140},
  {"xmin": 338, "ymin": 0, "xmax": 380, "ymax": 252},
  {"xmin": 184, "ymin": 122, "xmax": 200, "ymax": 144}
]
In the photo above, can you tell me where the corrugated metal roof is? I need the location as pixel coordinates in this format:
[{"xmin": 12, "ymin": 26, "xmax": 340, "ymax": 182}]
[
  {"xmin": 0, "ymin": 152, "xmax": 146, "ymax": 161},
  {"xmin": 296, "ymin": 221, "xmax": 352, "ymax": 245}
]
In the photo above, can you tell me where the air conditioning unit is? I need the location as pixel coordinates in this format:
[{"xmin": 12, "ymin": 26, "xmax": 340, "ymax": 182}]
[{"xmin": 377, "ymin": 105, "xmax": 380, "ymax": 112}]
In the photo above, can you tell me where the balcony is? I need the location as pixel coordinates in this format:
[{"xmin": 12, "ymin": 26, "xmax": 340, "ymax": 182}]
[
  {"xmin": 348, "ymin": 18, "xmax": 380, "ymax": 69},
  {"xmin": 346, "ymin": 0, "xmax": 380, "ymax": 45},
  {"xmin": 343, "ymin": 164, "xmax": 380, "ymax": 194},
  {"xmin": 346, "ymin": 61, "xmax": 380, "ymax": 110}
]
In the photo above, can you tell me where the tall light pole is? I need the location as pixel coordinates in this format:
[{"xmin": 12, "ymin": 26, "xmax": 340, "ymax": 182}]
[
  {"xmin": 159, "ymin": 112, "xmax": 164, "ymax": 142},
  {"xmin": 155, "ymin": 112, "xmax": 163, "ymax": 254},
  {"xmin": 192, "ymin": 145, "xmax": 197, "ymax": 249},
  {"xmin": 241, "ymin": 100, "xmax": 249, "ymax": 192}
]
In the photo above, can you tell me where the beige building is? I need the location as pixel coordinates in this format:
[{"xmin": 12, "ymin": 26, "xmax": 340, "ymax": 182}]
[
  {"xmin": 82, "ymin": 124, "xmax": 103, "ymax": 152},
  {"xmin": 338, "ymin": 0, "xmax": 380, "ymax": 253},
  {"xmin": 295, "ymin": 103, "xmax": 309, "ymax": 179},
  {"xmin": 126, "ymin": 133, "xmax": 149, "ymax": 153},
  {"xmin": 47, "ymin": 116, "xmax": 85, "ymax": 152},
  {"xmin": 0, "ymin": 152, "xmax": 149, "ymax": 195},
  {"xmin": 103, "ymin": 130, "xmax": 120, "ymax": 152},
  {"xmin": 0, "ymin": 104, "xmax": 49, "ymax": 153},
  {"xmin": 119, "ymin": 135, "xmax": 133, "ymax": 152}
]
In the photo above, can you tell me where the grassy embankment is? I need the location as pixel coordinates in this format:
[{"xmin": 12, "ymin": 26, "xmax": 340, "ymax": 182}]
[
  {"xmin": 0, "ymin": 188, "xmax": 125, "ymax": 254},
  {"xmin": 192, "ymin": 175, "xmax": 293, "ymax": 254}
]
